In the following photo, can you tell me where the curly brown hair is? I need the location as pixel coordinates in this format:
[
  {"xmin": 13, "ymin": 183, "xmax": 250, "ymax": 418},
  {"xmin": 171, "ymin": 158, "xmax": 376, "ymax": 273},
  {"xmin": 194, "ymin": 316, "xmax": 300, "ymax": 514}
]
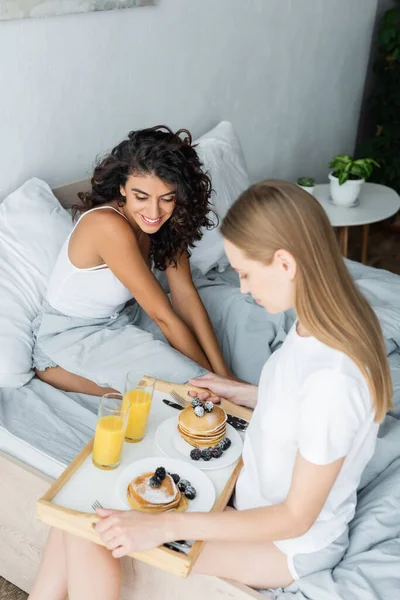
[{"xmin": 75, "ymin": 125, "xmax": 215, "ymax": 270}]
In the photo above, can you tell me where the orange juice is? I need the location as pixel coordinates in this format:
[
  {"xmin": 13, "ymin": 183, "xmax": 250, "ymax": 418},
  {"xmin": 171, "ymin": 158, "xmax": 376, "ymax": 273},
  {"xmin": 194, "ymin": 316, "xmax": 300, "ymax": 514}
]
[
  {"xmin": 92, "ymin": 415, "xmax": 125, "ymax": 470},
  {"xmin": 123, "ymin": 389, "xmax": 152, "ymax": 442}
]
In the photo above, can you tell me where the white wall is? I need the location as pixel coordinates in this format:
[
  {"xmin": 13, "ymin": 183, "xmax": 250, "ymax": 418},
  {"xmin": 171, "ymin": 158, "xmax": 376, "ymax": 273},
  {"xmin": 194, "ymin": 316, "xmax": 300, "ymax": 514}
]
[{"xmin": 0, "ymin": 0, "xmax": 378, "ymax": 200}]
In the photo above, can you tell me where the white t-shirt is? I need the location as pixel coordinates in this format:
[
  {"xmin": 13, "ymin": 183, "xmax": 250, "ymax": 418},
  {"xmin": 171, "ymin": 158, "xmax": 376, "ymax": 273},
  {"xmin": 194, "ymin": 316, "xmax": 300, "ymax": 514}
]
[{"xmin": 234, "ymin": 323, "xmax": 378, "ymax": 556}]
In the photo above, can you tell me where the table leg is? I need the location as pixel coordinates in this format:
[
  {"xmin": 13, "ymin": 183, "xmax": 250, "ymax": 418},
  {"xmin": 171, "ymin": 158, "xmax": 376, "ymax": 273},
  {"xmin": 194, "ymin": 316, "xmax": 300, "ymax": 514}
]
[
  {"xmin": 339, "ymin": 227, "xmax": 349, "ymax": 258},
  {"xmin": 361, "ymin": 224, "xmax": 369, "ymax": 265}
]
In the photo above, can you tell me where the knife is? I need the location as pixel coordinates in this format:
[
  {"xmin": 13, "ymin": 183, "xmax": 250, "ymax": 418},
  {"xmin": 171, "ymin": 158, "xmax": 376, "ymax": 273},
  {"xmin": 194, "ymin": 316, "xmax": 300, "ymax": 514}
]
[
  {"xmin": 162, "ymin": 398, "xmax": 248, "ymax": 431},
  {"xmin": 163, "ymin": 398, "xmax": 184, "ymax": 411}
]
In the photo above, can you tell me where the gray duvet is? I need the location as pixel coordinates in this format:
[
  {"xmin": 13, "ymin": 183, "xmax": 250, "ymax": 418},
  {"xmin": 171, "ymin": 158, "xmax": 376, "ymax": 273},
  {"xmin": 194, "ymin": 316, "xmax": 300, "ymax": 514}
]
[{"xmin": 1, "ymin": 259, "xmax": 400, "ymax": 599}]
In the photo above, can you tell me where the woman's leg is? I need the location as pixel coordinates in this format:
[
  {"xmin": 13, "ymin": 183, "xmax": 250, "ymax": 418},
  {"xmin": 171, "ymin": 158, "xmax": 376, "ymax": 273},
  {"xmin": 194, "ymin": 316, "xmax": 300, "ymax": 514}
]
[
  {"xmin": 192, "ymin": 539, "xmax": 294, "ymax": 589},
  {"xmin": 28, "ymin": 528, "xmax": 68, "ymax": 600},
  {"xmin": 35, "ymin": 366, "xmax": 117, "ymax": 395},
  {"xmin": 64, "ymin": 533, "xmax": 121, "ymax": 600},
  {"xmin": 192, "ymin": 507, "xmax": 294, "ymax": 589}
]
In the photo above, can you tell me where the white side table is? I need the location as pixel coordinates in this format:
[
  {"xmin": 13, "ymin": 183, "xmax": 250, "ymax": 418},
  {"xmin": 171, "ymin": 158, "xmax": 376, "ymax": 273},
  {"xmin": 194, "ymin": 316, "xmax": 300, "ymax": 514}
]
[{"xmin": 313, "ymin": 183, "xmax": 400, "ymax": 264}]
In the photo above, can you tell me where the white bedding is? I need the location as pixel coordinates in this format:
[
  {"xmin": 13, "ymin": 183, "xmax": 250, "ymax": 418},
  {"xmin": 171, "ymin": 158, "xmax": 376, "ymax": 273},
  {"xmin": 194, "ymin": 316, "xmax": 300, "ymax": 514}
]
[{"xmin": 0, "ymin": 425, "xmax": 65, "ymax": 479}]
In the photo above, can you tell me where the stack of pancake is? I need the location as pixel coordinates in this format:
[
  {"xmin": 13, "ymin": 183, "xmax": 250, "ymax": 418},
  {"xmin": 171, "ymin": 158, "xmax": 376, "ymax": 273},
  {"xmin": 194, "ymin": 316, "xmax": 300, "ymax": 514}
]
[
  {"xmin": 178, "ymin": 404, "xmax": 227, "ymax": 448},
  {"xmin": 127, "ymin": 472, "xmax": 188, "ymax": 513}
]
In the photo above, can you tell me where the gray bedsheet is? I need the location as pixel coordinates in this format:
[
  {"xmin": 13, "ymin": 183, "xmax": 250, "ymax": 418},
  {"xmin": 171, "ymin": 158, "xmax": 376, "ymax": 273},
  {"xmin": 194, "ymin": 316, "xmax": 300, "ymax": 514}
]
[{"xmin": 1, "ymin": 260, "xmax": 400, "ymax": 599}]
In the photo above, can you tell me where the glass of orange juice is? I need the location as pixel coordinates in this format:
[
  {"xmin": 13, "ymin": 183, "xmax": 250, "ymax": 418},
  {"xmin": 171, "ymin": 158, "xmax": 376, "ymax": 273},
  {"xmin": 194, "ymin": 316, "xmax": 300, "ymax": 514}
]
[
  {"xmin": 92, "ymin": 393, "xmax": 129, "ymax": 470},
  {"xmin": 123, "ymin": 374, "xmax": 155, "ymax": 443}
]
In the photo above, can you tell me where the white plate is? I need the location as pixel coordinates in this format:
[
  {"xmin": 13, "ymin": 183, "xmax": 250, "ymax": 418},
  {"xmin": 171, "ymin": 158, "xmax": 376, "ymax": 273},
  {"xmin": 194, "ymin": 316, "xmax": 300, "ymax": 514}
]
[
  {"xmin": 116, "ymin": 456, "xmax": 215, "ymax": 512},
  {"xmin": 155, "ymin": 415, "xmax": 243, "ymax": 471}
]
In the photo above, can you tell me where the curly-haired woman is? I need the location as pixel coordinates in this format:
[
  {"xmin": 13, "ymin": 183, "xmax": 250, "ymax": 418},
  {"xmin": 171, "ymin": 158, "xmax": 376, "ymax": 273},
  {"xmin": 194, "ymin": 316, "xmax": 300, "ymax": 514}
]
[{"xmin": 32, "ymin": 125, "xmax": 232, "ymax": 394}]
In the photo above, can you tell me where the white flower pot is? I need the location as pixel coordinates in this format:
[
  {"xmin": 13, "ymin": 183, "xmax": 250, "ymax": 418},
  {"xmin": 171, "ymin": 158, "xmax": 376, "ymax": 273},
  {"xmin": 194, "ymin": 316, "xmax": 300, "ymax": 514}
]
[
  {"xmin": 297, "ymin": 184, "xmax": 315, "ymax": 196},
  {"xmin": 329, "ymin": 173, "xmax": 364, "ymax": 207}
]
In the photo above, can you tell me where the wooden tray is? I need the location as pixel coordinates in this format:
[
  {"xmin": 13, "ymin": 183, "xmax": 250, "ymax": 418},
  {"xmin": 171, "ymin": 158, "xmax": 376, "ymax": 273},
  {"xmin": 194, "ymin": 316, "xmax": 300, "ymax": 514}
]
[{"xmin": 37, "ymin": 379, "xmax": 252, "ymax": 578}]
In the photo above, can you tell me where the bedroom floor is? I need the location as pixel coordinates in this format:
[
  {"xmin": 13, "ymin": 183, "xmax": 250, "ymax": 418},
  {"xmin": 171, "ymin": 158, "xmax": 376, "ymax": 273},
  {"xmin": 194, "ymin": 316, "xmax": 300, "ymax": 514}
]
[
  {"xmin": 347, "ymin": 221, "xmax": 400, "ymax": 275},
  {"xmin": 0, "ymin": 578, "xmax": 27, "ymax": 600},
  {"xmin": 1, "ymin": 221, "xmax": 399, "ymax": 600}
]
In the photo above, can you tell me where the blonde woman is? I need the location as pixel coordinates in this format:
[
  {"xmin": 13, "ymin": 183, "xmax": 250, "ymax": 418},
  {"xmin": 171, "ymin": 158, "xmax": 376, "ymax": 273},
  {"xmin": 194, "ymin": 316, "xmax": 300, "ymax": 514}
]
[{"xmin": 28, "ymin": 181, "xmax": 392, "ymax": 598}]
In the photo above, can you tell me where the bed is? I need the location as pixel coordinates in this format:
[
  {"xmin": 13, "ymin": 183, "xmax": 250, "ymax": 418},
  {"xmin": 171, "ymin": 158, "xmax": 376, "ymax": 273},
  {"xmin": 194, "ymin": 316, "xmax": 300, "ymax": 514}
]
[
  {"xmin": 1, "ymin": 134, "xmax": 400, "ymax": 599},
  {"xmin": 0, "ymin": 173, "xmax": 273, "ymax": 600}
]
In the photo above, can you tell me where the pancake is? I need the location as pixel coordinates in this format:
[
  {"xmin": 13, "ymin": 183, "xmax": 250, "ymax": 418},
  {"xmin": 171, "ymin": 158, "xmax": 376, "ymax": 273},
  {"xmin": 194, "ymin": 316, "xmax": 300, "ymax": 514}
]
[
  {"xmin": 178, "ymin": 431, "xmax": 226, "ymax": 449},
  {"xmin": 178, "ymin": 404, "xmax": 227, "ymax": 448},
  {"xmin": 126, "ymin": 471, "xmax": 189, "ymax": 513},
  {"xmin": 127, "ymin": 486, "xmax": 188, "ymax": 513},
  {"xmin": 178, "ymin": 405, "xmax": 226, "ymax": 434}
]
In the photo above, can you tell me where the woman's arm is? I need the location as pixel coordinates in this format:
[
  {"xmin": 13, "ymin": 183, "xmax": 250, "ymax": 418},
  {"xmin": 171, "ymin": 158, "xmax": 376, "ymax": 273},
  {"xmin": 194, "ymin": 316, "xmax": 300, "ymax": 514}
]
[
  {"xmin": 166, "ymin": 252, "xmax": 232, "ymax": 377},
  {"xmin": 95, "ymin": 452, "xmax": 344, "ymax": 557},
  {"xmin": 188, "ymin": 373, "xmax": 258, "ymax": 409},
  {"xmin": 167, "ymin": 452, "xmax": 344, "ymax": 544},
  {"xmin": 96, "ymin": 213, "xmax": 212, "ymax": 371}
]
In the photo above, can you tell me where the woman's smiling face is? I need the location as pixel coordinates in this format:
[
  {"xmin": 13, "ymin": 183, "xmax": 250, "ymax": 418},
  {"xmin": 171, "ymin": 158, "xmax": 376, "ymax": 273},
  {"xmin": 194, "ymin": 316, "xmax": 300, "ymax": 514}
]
[{"xmin": 120, "ymin": 174, "xmax": 176, "ymax": 233}]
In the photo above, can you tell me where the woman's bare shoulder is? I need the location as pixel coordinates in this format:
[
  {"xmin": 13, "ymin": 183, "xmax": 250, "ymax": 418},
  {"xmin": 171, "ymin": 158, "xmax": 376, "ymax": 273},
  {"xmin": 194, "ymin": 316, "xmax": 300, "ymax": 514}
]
[{"xmin": 77, "ymin": 207, "xmax": 133, "ymax": 236}]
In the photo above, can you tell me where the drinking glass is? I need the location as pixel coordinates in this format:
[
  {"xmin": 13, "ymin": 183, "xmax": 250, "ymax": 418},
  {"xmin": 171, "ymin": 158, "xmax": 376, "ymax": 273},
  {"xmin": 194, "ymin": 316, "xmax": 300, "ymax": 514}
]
[
  {"xmin": 123, "ymin": 374, "xmax": 155, "ymax": 443},
  {"xmin": 92, "ymin": 393, "xmax": 129, "ymax": 470}
]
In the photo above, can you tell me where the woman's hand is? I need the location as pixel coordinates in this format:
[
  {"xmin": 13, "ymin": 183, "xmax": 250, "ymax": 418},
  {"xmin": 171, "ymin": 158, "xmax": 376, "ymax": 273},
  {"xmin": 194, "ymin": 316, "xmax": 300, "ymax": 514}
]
[
  {"xmin": 189, "ymin": 373, "xmax": 258, "ymax": 409},
  {"xmin": 95, "ymin": 508, "xmax": 168, "ymax": 558}
]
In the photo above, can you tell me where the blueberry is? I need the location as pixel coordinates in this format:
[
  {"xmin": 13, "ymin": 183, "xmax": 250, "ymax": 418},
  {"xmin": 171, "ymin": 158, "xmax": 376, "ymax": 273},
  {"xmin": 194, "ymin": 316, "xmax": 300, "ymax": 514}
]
[
  {"xmin": 190, "ymin": 448, "xmax": 202, "ymax": 461},
  {"xmin": 194, "ymin": 405, "xmax": 205, "ymax": 418},
  {"xmin": 155, "ymin": 467, "xmax": 166, "ymax": 481},
  {"xmin": 170, "ymin": 473, "xmax": 180, "ymax": 484},
  {"xmin": 149, "ymin": 475, "xmax": 161, "ymax": 488},
  {"xmin": 220, "ymin": 437, "xmax": 232, "ymax": 451},
  {"xmin": 191, "ymin": 398, "xmax": 203, "ymax": 408},
  {"xmin": 204, "ymin": 400, "xmax": 214, "ymax": 413},
  {"xmin": 184, "ymin": 485, "xmax": 197, "ymax": 500},
  {"xmin": 201, "ymin": 448, "xmax": 212, "ymax": 461},
  {"xmin": 178, "ymin": 479, "xmax": 191, "ymax": 492},
  {"xmin": 211, "ymin": 446, "xmax": 223, "ymax": 459}
]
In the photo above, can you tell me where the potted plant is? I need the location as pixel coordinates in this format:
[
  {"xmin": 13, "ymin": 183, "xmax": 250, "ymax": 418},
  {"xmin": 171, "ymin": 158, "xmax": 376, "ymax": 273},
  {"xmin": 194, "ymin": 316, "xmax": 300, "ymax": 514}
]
[
  {"xmin": 329, "ymin": 154, "xmax": 379, "ymax": 207},
  {"xmin": 297, "ymin": 177, "xmax": 315, "ymax": 195}
]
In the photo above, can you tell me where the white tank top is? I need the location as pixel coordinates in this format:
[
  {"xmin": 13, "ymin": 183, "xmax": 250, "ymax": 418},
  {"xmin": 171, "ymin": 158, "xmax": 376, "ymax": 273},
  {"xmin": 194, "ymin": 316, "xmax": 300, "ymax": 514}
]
[{"xmin": 47, "ymin": 206, "xmax": 133, "ymax": 319}]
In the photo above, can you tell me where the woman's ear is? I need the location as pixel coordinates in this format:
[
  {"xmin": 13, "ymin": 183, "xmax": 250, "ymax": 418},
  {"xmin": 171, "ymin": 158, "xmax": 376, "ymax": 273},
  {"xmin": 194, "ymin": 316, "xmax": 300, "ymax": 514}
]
[
  {"xmin": 275, "ymin": 249, "xmax": 296, "ymax": 281},
  {"xmin": 120, "ymin": 185, "xmax": 126, "ymax": 198}
]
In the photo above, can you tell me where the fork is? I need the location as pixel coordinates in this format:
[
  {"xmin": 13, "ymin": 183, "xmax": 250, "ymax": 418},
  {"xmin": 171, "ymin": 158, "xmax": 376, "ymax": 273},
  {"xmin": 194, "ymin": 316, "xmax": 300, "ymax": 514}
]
[
  {"xmin": 170, "ymin": 389, "xmax": 190, "ymax": 407},
  {"xmin": 91, "ymin": 500, "xmax": 103, "ymax": 511},
  {"xmin": 169, "ymin": 390, "xmax": 248, "ymax": 430}
]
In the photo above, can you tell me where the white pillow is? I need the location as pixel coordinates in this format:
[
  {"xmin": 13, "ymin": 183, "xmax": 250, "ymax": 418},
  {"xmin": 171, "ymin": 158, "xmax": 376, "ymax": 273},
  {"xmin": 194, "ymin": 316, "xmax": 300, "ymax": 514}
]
[
  {"xmin": 190, "ymin": 121, "xmax": 250, "ymax": 274},
  {"xmin": 0, "ymin": 178, "xmax": 73, "ymax": 388}
]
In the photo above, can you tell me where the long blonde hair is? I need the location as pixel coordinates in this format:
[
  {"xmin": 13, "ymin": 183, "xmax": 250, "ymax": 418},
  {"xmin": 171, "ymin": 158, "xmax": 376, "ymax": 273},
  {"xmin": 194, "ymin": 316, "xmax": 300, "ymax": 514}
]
[{"xmin": 221, "ymin": 180, "xmax": 392, "ymax": 422}]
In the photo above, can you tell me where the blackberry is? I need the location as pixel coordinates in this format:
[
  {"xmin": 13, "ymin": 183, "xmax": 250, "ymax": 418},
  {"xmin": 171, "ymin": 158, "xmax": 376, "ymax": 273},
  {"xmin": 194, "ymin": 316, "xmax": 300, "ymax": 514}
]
[
  {"xmin": 184, "ymin": 485, "xmax": 197, "ymax": 500},
  {"xmin": 220, "ymin": 437, "xmax": 232, "ymax": 451},
  {"xmin": 204, "ymin": 400, "xmax": 214, "ymax": 413},
  {"xmin": 194, "ymin": 405, "xmax": 205, "ymax": 418},
  {"xmin": 211, "ymin": 446, "xmax": 223, "ymax": 459},
  {"xmin": 178, "ymin": 479, "xmax": 191, "ymax": 492},
  {"xmin": 170, "ymin": 473, "xmax": 180, "ymax": 484},
  {"xmin": 155, "ymin": 467, "xmax": 166, "ymax": 481},
  {"xmin": 201, "ymin": 448, "xmax": 212, "ymax": 461},
  {"xmin": 149, "ymin": 475, "xmax": 161, "ymax": 488},
  {"xmin": 190, "ymin": 448, "xmax": 202, "ymax": 461},
  {"xmin": 191, "ymin": 398, "xmax": 203, "ymax": 408}
]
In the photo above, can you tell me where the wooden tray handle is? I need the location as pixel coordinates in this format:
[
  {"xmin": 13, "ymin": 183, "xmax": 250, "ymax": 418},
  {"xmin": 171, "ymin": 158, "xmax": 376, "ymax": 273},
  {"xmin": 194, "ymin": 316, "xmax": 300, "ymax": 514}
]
[{"xmin": 37, "ymin": 500, "xmax": 102, "ymax": 542}]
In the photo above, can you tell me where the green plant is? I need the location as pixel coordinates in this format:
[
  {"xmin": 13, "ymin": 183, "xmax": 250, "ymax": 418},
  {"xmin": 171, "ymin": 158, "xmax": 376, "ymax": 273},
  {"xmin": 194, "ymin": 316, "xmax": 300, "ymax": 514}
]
[
  {"xmin": 356, "ymin": 5, "xmax": 400, "ymax": 194},
  {"xmin": 329, "ymin": 154, "xmax": 379, "ymax": 185},
  {"xmin": 297, "ymin": 177, "xmax": 315, "ymax": 187}
]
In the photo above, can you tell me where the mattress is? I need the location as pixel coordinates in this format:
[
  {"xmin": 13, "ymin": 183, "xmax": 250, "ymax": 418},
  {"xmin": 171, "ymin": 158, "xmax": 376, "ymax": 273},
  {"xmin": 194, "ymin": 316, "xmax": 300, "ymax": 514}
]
[{"xmin": 0, "ymin": 425, "xmax": 66, "ymax": 479}]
